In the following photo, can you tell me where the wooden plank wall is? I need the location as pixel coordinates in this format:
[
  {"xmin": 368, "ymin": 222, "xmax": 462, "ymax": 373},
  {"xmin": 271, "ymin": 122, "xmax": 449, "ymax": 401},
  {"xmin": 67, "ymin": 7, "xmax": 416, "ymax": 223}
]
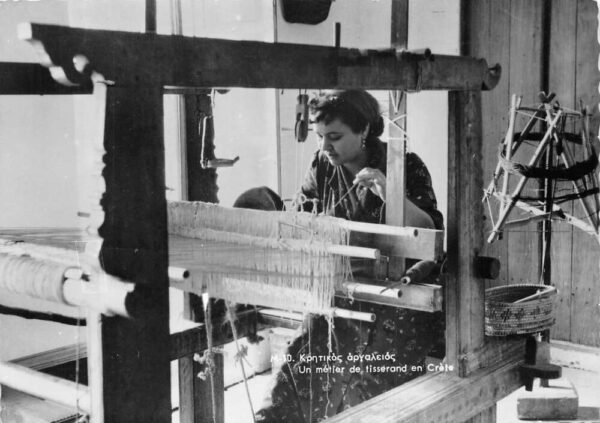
[
  {"xmin": 571, "ymin": 0, "xmax": 600, "ymax": 347},
  {"xmin": 464, "ymin": 0, "xmax": 600, "ymax": 347},
  {"xmin": 548, "ymin": 0, "xmax": 579, "ymax": 348}
]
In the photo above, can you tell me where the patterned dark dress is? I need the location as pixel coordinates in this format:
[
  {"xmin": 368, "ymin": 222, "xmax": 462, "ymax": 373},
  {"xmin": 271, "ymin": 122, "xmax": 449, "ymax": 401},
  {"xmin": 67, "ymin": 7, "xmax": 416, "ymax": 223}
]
[{"xmin": 255, "ymin": 139, "xmax": 444, "ymax": 423}]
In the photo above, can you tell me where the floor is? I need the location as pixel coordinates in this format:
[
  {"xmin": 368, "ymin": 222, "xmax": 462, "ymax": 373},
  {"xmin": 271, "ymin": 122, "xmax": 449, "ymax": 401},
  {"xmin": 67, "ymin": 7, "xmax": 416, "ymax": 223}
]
[
  {"xmin": 3, "ymin": 343, "xmax": 597, "ymax": 422},
  {"xmin": 171, "ymin": 320, "xmax": 600, "ymax": 423},
  {"xmin": 497, "ymin": 366, "xmax": 600, "ymax": 423},
  {"xmin": 223, "ymin": 373, "xmax": 273, "ymax": 423},
  {"xmin": 218, "ymin": 352, "xmax": 600, "ymax": 423},
  {"xmin": 218, "ymin": 367, "xmax": 600, "ymax": 423}
]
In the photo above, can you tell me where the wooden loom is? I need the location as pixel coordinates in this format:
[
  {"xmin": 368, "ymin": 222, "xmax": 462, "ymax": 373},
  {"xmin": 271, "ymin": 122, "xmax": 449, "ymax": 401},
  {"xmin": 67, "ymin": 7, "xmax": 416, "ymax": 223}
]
[
  {"xmin": 0, "ymin": 19, "xmax": 531, "ymax": 423},
  {"xmin": 167, "ymin": 200, "xmax": 444, "ymax": 317}
]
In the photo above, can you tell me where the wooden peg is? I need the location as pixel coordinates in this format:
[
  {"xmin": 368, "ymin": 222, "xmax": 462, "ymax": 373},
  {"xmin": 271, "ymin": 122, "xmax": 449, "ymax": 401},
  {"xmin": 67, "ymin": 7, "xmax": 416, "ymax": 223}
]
[{"xmin": 473, "ymin": 256, "xmax": 500, "ymax": 280}]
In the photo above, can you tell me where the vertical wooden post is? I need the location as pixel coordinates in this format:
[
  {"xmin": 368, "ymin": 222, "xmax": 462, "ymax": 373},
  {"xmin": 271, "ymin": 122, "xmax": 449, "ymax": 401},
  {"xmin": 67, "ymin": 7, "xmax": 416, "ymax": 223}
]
[
  {"xmin": 391, "ymin": 0, "xmax": 409, "ymax": 48},
  {"xmin": 385, "ymin": 128, "xmax": 406, "ymax": 280},
  {"xmin": 539, "ymin": 3, "xmax": 553, "ymax": 385},
  {"xmin": 385, "ymin": 0, "xmax": 409, "ymax": 280},
  {"xmin": 447, "ymin": 90, "xmax": 486, "ymax": 376},
  {"xmin": 178, "ymin": 350, "xmax": 224, "ymax": 423},
  {"xmin": 184, "ymin": 93, "xmax": 219, "ymax": 203},
  {"xmin": 178, "ymin": 92, "xmax": 224, "ymax": 423},
  {"xmin": 100, "ymin": 85, "xmax": 171, "ymax": 422},
  {"xmin": 145, "ymin": 0, "xmax": 157, "ymax": 33}
]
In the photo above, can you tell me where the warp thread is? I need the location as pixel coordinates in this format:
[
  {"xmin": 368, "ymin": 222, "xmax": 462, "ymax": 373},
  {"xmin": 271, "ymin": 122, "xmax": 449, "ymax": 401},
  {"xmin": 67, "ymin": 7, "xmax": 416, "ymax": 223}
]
[{"xmin": 168, "ymin": 201, "xmax": 351, "ymax": 313}]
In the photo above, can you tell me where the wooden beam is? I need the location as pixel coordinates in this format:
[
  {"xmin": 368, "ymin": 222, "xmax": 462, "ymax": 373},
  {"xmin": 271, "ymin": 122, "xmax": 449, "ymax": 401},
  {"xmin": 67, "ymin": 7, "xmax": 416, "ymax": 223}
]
[
  {"xmin": 373, "ymin": 227, "xmax": 444, "ymax": 261},
  {"xmin": 1, "ymin": 386, "xmax": 80, "ymax": 422},
  {"xmin": 0, "ymin": 62, "xmax": 91, "ymax": 95},
  {"xmin": 0, "ymin": 361, "xmax": 91, "ymax": 413},
  {"xmin": 18, "ymin": 23, "xmax": 500, "ymax": 91},
  {"xmin": 12, "ymin": 343, "xmax": 87, "ymax": 371},
  {"xmin": 169, "ymin": 277, "xmax": 442, "ymax": 313},
  {"xmin": 325, "ymin": 349, "xmax": 523, "ymax": 423},
  {"xmin": 257, "ymin": 309, "xmax": 303, "ymax": 330},
  {"xmin": 0, "ymin": 304, "xmax": 83, "ymax": 326},
  {"xmin": 465, "ymin": 406, "xmax": 496, "ymax": 423},
  {"xmin": 98, "ymin": 85, "xmax": 171, "ymax": 422},
  {"xmin": 340, "ymin": 281, "xmax": 443, "ymax": 313},
  {"xmin": 446, "ymin": 90, "xmax": 486, "ymax": 376},
  {"xmin": 178, "ymin": 355, "xmax": 198, "ymax": 423},
  {"xmin": 167, "ymin": 203, "xmax": 444, "ymax": 262},
  {"xmin": 458, "ymin": 337, "xmax": 526, "ymax": 376}
]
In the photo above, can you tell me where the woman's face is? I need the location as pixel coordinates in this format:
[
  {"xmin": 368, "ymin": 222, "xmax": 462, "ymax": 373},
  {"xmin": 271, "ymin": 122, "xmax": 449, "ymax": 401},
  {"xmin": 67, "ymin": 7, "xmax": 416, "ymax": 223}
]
[{"xmin": 315, "ymin": 118, "xmax": 367, "ymax": 168}]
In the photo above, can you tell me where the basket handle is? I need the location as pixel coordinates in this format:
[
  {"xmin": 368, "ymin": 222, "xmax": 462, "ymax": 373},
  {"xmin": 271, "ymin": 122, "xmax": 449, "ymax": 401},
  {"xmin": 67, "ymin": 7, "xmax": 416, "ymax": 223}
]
[{"xmin": 513, "ymin": 286, "xmax": 557, "ymax": 304}]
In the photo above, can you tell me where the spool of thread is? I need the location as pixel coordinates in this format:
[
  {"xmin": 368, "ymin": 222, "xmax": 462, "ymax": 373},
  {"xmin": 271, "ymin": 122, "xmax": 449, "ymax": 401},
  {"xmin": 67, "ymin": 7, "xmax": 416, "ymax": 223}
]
[{"xmin": 400, "ymin": 260, "xmax": 436, "ymax": 285}]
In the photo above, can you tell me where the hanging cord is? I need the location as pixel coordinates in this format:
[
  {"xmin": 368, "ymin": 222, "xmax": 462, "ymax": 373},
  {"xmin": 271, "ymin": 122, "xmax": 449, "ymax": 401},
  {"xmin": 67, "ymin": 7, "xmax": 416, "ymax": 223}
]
[
  {"xmin": 194, "ymin": 295, "xmax": 217, "ymax": 423},
  {"xmin": 389, "ymin": 90, "xmax": 404, "ymax": 115},
  {"xmin": 331, "ymin": 182, "xmax": 358, "ymax": 210},
  {"xmin": 323, "ymin": 312, "xmax": 335, "ymax": 417},
  {"xmin": 290, "ymin": 192, "xmax": 309, "ymax": 213},
  {"xmin": 225, "ymin": 301, "xmax": 257, "ymax": 422}
]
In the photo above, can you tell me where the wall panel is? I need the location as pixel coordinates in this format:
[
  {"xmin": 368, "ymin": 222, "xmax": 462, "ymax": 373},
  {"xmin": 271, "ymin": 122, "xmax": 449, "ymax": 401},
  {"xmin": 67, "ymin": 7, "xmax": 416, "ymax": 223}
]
[
  {"xmin": 465, "ymin": 0, "xmax": 600, "ymax": 346},
  {"xmin": 572, "ymin": 0, "xmax": 600, "ymax": 346},
  {"xmin": 548, "ymin": 0, "xmax": 578, "ymax": 342},
  {"xmin": 506, "ymin": 0, "xmax": 545, "ymax": 286}
]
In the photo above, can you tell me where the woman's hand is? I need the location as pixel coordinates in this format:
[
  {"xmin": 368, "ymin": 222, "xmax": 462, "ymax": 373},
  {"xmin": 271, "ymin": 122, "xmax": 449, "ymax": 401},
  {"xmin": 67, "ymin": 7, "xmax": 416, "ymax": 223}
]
[{"xmin": 353, "ymin": 167, "xmax": 386, "ymax": 201}]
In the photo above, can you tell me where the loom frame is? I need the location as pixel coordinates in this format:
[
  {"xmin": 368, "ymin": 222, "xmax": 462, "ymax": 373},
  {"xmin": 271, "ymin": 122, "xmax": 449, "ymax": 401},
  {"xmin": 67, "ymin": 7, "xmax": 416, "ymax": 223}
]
[{"xmin": 0, "ymin": 20, "xmax": 525, "ymax": 423}]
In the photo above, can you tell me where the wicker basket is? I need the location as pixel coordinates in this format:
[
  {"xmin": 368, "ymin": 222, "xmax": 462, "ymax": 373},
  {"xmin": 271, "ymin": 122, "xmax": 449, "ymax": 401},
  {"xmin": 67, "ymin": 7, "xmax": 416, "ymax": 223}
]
[{"xmin": 485, "ymin": 284, "xmax": 557, "ymax": 336}]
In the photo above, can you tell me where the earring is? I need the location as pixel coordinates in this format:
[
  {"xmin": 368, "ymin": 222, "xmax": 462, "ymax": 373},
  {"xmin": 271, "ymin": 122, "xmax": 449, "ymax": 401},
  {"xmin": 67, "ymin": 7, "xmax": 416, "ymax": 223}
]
[{"xmin": 361, "ymin": 138, "xmax": 367, "ymax": 150}]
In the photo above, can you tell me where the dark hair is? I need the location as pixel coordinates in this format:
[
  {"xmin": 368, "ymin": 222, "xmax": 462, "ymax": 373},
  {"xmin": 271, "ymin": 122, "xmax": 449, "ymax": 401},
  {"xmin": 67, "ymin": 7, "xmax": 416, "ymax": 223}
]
[
  {"xmin": 232, "ymin": 186, "xmax": 285, "ymax": 211},
  {"xmin": 308, "ymin": 90, "xmax": 384, "ymax": 147}
]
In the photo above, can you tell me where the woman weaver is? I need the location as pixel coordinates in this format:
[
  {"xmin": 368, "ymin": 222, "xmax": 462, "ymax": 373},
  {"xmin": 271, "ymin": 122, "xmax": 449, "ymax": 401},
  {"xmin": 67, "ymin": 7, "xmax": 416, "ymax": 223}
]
[{"xmin": 255, "ymin": 90, "xmax": 444, "ymax": 422}]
